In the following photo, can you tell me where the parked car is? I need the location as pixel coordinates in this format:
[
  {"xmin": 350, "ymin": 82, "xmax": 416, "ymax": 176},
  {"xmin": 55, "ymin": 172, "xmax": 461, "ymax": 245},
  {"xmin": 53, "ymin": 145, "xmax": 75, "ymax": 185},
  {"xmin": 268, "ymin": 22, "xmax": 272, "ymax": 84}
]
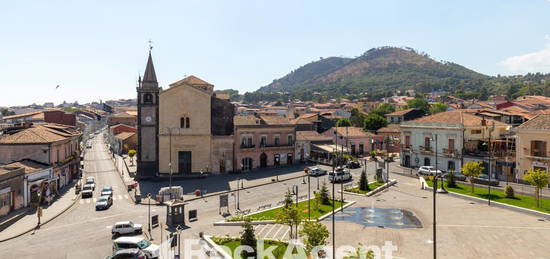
[
  {"xmin": 96, "ymin": 196, "xmax": 113, "ymax": 210},
  {"xmin": 328, "ymin": 167, "xmax": 352, "ymax": 183},
  {"xmin": 105, "ymin": 248, "xmax": 149, "ymax": 259},
  {"xmin": 86, "ymin": 177, "xmax": 95, "ymax": 190},
  {"xmin": 112, "ymin": 221, "xmax": 143, "ymax": 236},
  {"xmin": 82, "ymin": 184, "xmax": 94, "ymax": 198},
  {"xmin": 307, "ymin": 167, "xmax": 327, "ymax": 176},
  {"xmin": 345, "ymin": 161, "xmax": 361, "ymax": 169},
  {"xmin": 446, "ymin": 171, "xmax": 467, "ymax": 181},
  {"xmin": 101, "ymin": 186, "xmax": 113, "ymax": 197},
  {"xmin": 473, "ymin": 174, "xmax": 500, "ymax": 186},
  {"xmin": 113, "ymin": 237, "xmax": 159, "ymax": 259},
  {"xmin": 417, "ymin": 166, "xmax": 442, "ymax": 176}
]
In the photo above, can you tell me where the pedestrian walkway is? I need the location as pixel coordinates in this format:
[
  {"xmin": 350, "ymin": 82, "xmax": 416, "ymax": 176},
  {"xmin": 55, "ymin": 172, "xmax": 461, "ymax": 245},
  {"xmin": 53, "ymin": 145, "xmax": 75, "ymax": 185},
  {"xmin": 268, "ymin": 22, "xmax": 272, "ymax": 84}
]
[
  {"xmin": 78, "ymin": 194, "xmax": 130, "ymax": 205},
  {"xmin": 254, "ymin": 224, "xmax": 290, "ymax": 241},
  {"xmin": 0, "ymin": 183, "xmax": 80, "ymax": 242}
]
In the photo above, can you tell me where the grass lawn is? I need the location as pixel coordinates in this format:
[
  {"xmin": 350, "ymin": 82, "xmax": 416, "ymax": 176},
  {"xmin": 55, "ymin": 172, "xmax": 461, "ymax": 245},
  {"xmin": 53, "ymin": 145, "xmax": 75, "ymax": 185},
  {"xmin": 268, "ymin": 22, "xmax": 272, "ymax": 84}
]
[
  {"xmin": 212, "ymin": 237, "xmax": 290, "ymax": 259},
  {"xmin": 242, "ymin": 199, "xmax": 345, "ymax": 221},
  {"xmin": 345, "ymin": 182, "xmax": 385, "ymax": 194},
  {"xmin": 426, "ymin": 180, "xmax": 550, "ymax": 214}
]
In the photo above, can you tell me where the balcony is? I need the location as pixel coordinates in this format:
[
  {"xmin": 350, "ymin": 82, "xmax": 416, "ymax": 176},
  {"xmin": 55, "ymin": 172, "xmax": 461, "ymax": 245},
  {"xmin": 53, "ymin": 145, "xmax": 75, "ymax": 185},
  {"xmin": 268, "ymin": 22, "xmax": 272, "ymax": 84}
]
[
  {"xmin": 240, "ymin": 144, "xmax": 255, "ymax": 149},
  {"xmin": 443, "ymin": 148, "xmax": 459, "ymax": 158},
  {"xmin": 419, "ymin": 146, "xmax": 433, "ymax": 154},
  {"xmin": 524, "ymin": 149, "xmax": 550, "ymax": 161},
  {"xmin": 464, "ymin": 149, "xmax": 489, "ymax": 158},
  {"xmin": 259, "ymin": 143, "xmax": 294, "ymax": 150},
  {"xmin": 401, "ymin": 144, "xmax": 411, "ymax": 152}
]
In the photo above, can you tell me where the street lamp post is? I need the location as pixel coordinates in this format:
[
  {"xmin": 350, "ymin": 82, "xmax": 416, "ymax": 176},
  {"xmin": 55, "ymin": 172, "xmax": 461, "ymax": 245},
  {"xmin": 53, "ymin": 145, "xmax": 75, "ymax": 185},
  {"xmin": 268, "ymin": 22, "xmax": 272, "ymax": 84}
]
[
  {"xmin": 147, "ymin": 193, "xmax": 152, "ymax": 239},
  {"xmin": 236, "ymin": 178, "xmax": 241, "ymax": 211},
  {"xmin": 430, "ymin": 135, "xmax": 438, "ymax": 259},
  {"xmin": 305, "ymin": 168, "xmax": 311, "ymax": 220},
  {"xmin": 332, "ymin": 128, "xmax": 337, "ymax": 259},
  {"xmin": 165, "ymin": 127, "xmax": 173, "ymax": 200}
]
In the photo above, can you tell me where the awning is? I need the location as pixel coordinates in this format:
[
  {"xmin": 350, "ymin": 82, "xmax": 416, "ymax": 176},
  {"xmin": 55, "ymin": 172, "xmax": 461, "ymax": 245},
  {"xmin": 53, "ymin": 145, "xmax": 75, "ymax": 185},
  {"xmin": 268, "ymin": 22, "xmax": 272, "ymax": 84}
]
[{"xmin": 312, "ymin": 144, "xmax": 350, "ymax": 153}]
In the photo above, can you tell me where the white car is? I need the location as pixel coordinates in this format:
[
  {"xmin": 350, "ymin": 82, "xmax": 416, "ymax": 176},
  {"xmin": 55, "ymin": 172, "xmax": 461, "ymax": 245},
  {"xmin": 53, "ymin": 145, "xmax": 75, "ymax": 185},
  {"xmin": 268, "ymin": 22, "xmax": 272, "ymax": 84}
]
[
  {"xmin": 328, "ymin": 168, "xmax": 352, "ymax": 182},
  {"xmin": 81, "ymin": 184, "xmax": 94, "ymax": 198},
  {"xmin": 308, "ymin": 167, "xmax": 327, "ymax": 176},
  {"xmin": 417, "ymin": 166, "xmax": 442, "ymax": 176},
  {"xmin": 113, "ymin": 236, "xmax": 159, "ymax": 259},
  {"xmin": 112, "ymin": 221, "xmax": 143, "ymax": 236},
  {"xmin": 85, "ymin": 177, "xmax": 95, "ymax": 190}
]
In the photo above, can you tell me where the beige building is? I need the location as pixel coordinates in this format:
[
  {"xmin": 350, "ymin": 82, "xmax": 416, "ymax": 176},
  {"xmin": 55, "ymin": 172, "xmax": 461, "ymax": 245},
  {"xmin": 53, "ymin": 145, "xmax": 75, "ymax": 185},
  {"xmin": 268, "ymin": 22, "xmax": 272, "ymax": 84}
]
[
  {"xmin": 158, "ymin": 76, "xmax": 234, "ymax": 174},
  {"xmin": 516, "ymin": 115, "xmax": 550, "ymax": 179}
]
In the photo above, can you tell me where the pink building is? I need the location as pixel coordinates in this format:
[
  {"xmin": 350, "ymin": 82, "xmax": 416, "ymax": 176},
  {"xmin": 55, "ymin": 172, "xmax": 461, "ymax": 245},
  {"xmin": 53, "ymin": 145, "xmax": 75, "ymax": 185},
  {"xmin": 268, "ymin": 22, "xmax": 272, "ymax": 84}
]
[
  {"xmin": 0, "ymin": 123, "xmax": 82, "ymax": 191},
  {"xmin": 234, "ymin": 115, "xmax": 295, "ymax": 171},
  {"xmin": 321, "ymin": 126, "xmax": 380, "ymax": 156}
]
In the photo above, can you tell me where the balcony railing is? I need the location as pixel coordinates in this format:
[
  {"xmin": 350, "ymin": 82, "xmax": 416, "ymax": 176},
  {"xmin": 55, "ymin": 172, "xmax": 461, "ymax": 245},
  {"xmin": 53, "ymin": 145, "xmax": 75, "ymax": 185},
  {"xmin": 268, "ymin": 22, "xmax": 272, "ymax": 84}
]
[
  {"xmin": 464, "ymin": 149, "xmax": 489, "ymax": 157},
  {"xmin": 260, "ymin": 143, "xmax": 294, "ymax": 149},
  {"xmin": 401, "ymin": 144, "xmax": 411, "ymax": 151},
  {"xmin": 443, "ymin": 148, "xmax": 459, "ymax": 157},
  {"xmin": 240, "ymin": 144, "xmax": 255, "ymax": 149},
  {"xmin": 419, "ymin": 146, "xmax": 433, "ymax": 153}
]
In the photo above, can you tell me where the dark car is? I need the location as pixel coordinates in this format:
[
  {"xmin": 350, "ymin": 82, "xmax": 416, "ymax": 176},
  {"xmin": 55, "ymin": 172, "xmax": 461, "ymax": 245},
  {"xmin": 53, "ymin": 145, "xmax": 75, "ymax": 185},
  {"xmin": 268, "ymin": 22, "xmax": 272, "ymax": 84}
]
[
  {"xmin": 473, "ymin": 174, "xmax": 500, "ymax": 186},
  {"xmin": 446, "ymin": 171, "xmax": 467, "ymax": 181},
  {"xmin": 346, "ymin": 161, "xmax": 361, "ymax": 169},
  {"xmin": 105, "ymin": 248, "xmax": 149, "ymax": 259}
]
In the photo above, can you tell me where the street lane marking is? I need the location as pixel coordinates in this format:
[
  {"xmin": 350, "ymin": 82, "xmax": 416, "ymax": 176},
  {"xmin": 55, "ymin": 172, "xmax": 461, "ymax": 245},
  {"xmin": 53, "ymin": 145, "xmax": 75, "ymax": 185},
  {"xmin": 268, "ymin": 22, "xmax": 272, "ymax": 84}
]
[
  {"xmin": 256, "ymin": 225, "xmax": 269, "ymax": 236},
  {"xmin": 79, "ymin": 200, "xmax": 84, "ymax": 204},
  {"xmin": 263, "ymin": 224, "xmax": 277, "ymax": 238},
  {"xmin": 281, "ymin": 228, "xmax": 290, "ymax": 240},
  {"xmin": 438, "ymin": 224, "xmax": 550, "ymax": 230},
  {"xmin": 271, "ymin": 225, "xmax": 283, "ymax": 239},
  {"xmin": 118, "ymin": 195, "xmax": 123, "ymax": 200},
  {"xmin": 85, "ymin": 199, "xmax": 91, "ymax": 204},
  {"xmin": 92, "ymin": 198, "xmax": 97, "ymax": 203}
]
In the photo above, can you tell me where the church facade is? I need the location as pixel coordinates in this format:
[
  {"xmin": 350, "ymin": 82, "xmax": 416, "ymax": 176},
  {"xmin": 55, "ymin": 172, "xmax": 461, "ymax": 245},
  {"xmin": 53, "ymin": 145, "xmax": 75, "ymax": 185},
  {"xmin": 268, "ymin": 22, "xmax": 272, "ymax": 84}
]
[{"xmin": 135, "ymin": 51, "xmax": 235, "ymax": 178}]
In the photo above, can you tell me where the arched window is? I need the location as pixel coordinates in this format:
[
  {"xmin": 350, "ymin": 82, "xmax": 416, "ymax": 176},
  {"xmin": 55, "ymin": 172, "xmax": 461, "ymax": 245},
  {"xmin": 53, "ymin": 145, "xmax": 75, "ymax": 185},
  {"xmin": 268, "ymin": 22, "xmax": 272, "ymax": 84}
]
[{"xmin": 144, "ymin": 93, "xmax": 153, "ymax": 104}]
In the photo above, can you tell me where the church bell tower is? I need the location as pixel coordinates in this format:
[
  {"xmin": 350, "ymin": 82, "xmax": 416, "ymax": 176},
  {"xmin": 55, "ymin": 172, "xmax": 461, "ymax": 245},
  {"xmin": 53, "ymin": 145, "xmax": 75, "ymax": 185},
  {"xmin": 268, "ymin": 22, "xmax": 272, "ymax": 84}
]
[{"xmin": 136, "ymin": 48, "xmax": 160, "ymax": 179}]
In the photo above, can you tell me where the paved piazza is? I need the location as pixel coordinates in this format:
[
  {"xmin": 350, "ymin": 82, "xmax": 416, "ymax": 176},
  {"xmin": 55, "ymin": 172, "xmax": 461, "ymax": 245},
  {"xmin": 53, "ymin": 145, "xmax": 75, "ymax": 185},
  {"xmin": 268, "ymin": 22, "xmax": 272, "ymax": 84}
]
[{"xmin": 1, "ymin": 145, "xmax": 550, "ymax": 259}]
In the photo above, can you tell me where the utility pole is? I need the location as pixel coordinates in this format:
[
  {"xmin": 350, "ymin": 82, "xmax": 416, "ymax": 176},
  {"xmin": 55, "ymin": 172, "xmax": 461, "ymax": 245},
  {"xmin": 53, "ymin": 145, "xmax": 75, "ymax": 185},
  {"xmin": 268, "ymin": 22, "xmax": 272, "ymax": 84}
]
[
  {"xmin": 432, "ymin": 135, "xmax": 438, "ymax": 259},
  {"xmin": 332, "ymin": 127, "xmax": 337, "ymax": 259}
]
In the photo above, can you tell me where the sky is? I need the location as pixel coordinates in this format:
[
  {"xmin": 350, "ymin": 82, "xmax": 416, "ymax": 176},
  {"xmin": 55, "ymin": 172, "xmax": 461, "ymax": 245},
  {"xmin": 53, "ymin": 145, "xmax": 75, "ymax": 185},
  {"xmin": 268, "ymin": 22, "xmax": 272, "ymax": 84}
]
[{"xmin": 1, "ymin": 0, "xmax": 549, "ymax": 107}]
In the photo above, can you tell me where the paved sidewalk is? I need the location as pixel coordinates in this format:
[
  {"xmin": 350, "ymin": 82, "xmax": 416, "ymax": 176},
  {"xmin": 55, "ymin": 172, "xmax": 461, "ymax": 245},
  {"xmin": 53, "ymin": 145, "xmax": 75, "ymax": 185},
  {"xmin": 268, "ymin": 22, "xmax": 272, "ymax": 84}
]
[
  {"xmin": 138, "ymin": 164, "xmax": 312, "ymax": 202},
  {"xmin": 112, "ymin": 153, "xmax": 138, "ymax": 201},
  {"xmin": 0, "ymin": 182, "xmax": 80, "ymax": 242}
]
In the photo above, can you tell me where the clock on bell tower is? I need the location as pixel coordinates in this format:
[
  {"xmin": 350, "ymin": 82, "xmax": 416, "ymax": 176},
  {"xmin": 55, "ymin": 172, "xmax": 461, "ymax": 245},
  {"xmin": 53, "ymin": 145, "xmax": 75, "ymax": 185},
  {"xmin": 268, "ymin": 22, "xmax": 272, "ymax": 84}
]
[{"xmin": 136, "ymin": 49, "xmax": 160, "ymax": 179}]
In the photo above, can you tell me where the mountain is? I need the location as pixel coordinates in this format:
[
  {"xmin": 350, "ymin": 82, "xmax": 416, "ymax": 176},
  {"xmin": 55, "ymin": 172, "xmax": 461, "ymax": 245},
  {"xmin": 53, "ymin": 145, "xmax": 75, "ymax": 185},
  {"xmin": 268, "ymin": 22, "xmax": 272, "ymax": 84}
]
[{"xmin": 257, "ymin": 47, "xmax": 488, "ymax": 96}]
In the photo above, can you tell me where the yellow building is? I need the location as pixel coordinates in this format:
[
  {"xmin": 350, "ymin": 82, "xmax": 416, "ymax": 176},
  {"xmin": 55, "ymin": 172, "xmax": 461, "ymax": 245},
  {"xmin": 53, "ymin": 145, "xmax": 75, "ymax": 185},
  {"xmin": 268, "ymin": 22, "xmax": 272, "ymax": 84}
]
[
  {"xmin": 158, "ymin": 76, "xmax": 234, "ymax": 174},
  {"xmin": 516, "ymin": 115, "xmax": 550, "ymax": 179}
]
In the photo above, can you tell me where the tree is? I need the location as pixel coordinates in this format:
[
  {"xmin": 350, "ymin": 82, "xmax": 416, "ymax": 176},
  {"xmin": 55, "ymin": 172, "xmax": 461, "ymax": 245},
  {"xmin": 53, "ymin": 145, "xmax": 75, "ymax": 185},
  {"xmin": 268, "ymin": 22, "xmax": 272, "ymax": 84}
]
[
  {"xmin": 240, "ymin": 218, "xmax": 257, "ymax": 258},
  {"xmin": 404, "ymin": 98, "xmax": 430, "ymax": 113},
  {"xmin": 319, "ymin": 182, "xmax": 330, "ymax": 205},
  {"xmin": 461, "ymin": 161, "xmax": 484, "ymax": 193},
  {"xmin": 429, "ymin": 102, "xmax": 448, "ymax": 114},
  {"xmin": 0, "ymin": 108, "xmax": 15, "ymax": 116},
  {"xmin": 359, "ymin": 170, "xmax": 369, "ymax": 191},
  {"xmin": 349, "ymin": 108, "xmax": 368, "ymax": 127},
  {"xmin": 336, "ymin": 118, "xmax": 352, "ymax": 127},
  {"xmin": 127, "ymin": 149, "xmax": 137, "ymax": 166},
  {"xmin": 299, "ymin": 221, "xmax": 329, "ymax": 253},
  {"xmin": 523, "ymin": 169, "xmax": 549, "ymax": 208},
  {"xmin": 371, "ymin": 103, "xmax": 395, "ymax": 117},
  {"xmin": 283, "ymin": 190, "xmax": 294, "ymax": 208},
  {"xmin": 363, "ymin": 114, "xmax": 388, "ymax": 132},
  {"xmin": 505, "ymin": 185, "xmax": 515, "ymax": 199},
  {"xmin": 276, "ymin": 200, "xmax": 302, "ymax": 240}
]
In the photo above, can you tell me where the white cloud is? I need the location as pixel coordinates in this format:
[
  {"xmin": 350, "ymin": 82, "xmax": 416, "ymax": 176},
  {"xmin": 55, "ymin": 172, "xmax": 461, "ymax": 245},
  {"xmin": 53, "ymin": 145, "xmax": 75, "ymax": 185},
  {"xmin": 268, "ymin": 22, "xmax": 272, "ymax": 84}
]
[{"xmin": 499, "ymin": 41, "xmax": 550, "ymax": 74}]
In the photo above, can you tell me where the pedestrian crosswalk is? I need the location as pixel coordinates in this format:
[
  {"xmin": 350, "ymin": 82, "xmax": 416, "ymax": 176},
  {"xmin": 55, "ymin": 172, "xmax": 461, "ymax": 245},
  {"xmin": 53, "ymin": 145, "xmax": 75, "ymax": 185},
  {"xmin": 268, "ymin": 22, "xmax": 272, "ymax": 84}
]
[
  {"xmin": 253, "ymin": 224, "xmax": 290, "ymax": 241},
  {"xmin": 79, "ymin": 194, "xmax": 129, "ymax": 204}
]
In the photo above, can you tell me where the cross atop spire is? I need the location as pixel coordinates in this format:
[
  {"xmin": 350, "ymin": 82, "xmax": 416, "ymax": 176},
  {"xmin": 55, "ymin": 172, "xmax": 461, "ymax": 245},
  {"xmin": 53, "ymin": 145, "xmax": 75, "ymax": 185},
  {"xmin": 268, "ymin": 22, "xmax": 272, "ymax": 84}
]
[{"xmin": 148, "ymin": 39, "xmax": 153, "ymax": 52}]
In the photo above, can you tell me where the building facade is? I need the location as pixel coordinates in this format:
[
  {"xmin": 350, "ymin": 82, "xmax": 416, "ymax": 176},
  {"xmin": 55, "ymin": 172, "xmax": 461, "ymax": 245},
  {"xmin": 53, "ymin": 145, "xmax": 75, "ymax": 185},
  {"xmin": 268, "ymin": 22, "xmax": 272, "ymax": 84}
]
[
  {"xmin": 516, "ymin": 115, "xmax": 550, "ymax": 179},
  {"xmin": 0, "ymin": 166, "xmax": 24, "ymax": 217},
  {"xmin": 234, "ymin": 115, "xmax": 295, "ymax": 171},
  {"xmin": 158, "ymin": 76, "xmax": 234, "ymax": 175},
  {"xmin": 400, "ymin": 111, "xmax": 511, "ymax": 176}
]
